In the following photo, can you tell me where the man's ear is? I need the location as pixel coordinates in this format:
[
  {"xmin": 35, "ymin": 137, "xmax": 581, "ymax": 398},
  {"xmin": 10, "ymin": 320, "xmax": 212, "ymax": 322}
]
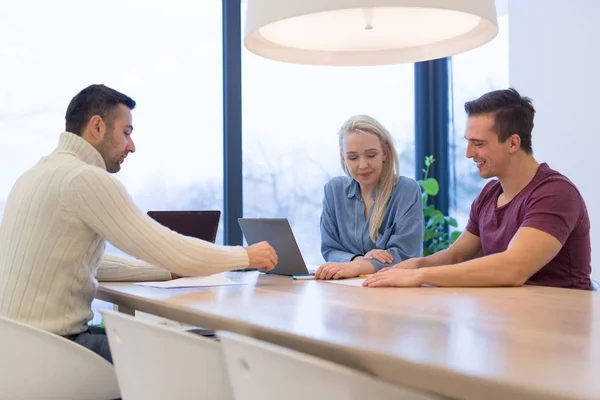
[
  {"xmin": 88, "ymin": 115, "xmax": 107, "ymax": 142},
  {"xmin": 508, "ymin": 134, "xmax": 521, "ymax": 153}
]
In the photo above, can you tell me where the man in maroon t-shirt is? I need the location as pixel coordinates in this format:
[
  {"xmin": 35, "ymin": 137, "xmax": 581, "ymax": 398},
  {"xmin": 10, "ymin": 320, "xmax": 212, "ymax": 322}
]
[{"xmin": 363, "ymin": 88, "xmax": 592, "ymax": 290}]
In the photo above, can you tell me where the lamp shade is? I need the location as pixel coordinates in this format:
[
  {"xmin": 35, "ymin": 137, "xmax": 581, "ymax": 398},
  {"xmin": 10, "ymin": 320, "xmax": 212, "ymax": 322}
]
[{"xmin": 244, "ymin": 0, "xmax": 498, "ymax": 66}]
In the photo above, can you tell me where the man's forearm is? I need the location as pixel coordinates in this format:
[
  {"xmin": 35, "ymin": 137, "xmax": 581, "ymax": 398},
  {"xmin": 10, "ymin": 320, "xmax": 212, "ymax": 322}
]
[
  {"xmin": 97, "ymin": 254, "xmax": 172, "ymax": 282},
  {"xmin": 418, "ymin": 252, "xmax": 525, "ymax": 287},
  {"xmin": 66, "ymin": 172, "xmax": 249, "ymax": 276},
  {"xmin": 416, "ymin": 248, "xmax": 458, "ymax": 268}
]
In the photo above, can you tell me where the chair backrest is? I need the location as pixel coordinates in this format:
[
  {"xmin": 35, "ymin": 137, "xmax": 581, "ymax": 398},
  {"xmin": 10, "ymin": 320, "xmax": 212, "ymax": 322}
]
[
  {"xmin": 217, "ymin": 330, "xmax": 444, "ymax": 400},
  {"xmin": 0, "ymin": 315, "xmax": 120, "ymax": 400},
  {"xmin": 102, "ymin": 310, "xmax": 233, "ymax": 400}
]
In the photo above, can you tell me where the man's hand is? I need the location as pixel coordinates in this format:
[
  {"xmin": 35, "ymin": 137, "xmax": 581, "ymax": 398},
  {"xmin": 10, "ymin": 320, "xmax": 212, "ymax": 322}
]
[
  {"xmin": 363, "ymin": 249, "xmax": 393, "ymax": 264},
  {"xmin": 315, "ymin": 261, "xmax": 361, "ymax": 280},
  {"xmin": 377, "ymin": 257, "xmax": 423, "ymax": 273},
  {"xmin": 362, "ymin": 268, "xmax": 423, "ymax": 288},
  {"xmin": 246, "ymin": 241, "xmax": 278, "ymax": 271}
]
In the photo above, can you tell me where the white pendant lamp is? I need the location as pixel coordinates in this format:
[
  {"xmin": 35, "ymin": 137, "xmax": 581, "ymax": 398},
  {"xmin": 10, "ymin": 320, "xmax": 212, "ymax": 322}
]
[{"xmin": 244, "ymin": 0, "xmax": 499, "ymax": 66}]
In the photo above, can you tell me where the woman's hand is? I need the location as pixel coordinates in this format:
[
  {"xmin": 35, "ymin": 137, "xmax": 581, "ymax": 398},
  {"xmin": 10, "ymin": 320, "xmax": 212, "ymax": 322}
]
[
  {"xmin": 363, "ymin": 249, "xmax": 393, "ymax": 264},
  {"xmin": 314, "ymin": 262, "xmax": 361, "ymax": 280}
]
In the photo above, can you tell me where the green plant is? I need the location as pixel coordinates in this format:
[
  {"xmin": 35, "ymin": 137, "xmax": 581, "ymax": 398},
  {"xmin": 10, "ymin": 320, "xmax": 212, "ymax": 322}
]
[
  {"xmin": 91, "ymin": 318, "xmax": 104, "ymax": 328},
  {"xmin": 418, "ymin": 155, "xmax": 461, "ymax": 256}
]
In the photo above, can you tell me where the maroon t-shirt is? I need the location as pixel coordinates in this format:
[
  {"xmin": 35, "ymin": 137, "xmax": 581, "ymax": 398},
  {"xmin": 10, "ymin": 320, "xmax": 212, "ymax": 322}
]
[{"xmin": 466, "ymin": 163, "xmax": 592, "ymax": 290}]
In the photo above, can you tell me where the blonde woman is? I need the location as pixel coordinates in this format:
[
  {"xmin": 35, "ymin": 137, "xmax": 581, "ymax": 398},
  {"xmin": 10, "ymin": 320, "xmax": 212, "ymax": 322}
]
[{"xmin": 315, "ymin": 115, "xmax": 423, "ymax": 280}]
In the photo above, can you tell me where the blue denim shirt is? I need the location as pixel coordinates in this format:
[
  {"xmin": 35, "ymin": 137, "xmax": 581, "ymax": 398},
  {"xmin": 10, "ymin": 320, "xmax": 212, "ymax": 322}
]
[{"xmin": 320, "ymin": 176, "xmax": 424, "ymax": 271}]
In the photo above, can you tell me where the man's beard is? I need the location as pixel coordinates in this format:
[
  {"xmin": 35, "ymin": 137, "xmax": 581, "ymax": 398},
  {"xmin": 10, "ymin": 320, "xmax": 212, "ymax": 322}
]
[{"xmin": 99, "ymin": 128, "xmax": 121, "ymax": 173}]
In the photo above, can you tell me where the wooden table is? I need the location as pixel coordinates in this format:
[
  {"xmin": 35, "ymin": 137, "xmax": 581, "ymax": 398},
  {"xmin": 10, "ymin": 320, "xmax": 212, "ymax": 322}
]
[{"xmin": 97, "ymin": 272, "xmax": 600, "ymax": 400}]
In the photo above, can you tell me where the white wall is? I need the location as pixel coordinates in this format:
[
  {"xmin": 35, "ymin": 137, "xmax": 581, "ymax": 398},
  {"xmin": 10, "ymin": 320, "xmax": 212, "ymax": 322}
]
[{"xmin": 508, "ymin": 0, "xmax": 600, "ymax": 280}]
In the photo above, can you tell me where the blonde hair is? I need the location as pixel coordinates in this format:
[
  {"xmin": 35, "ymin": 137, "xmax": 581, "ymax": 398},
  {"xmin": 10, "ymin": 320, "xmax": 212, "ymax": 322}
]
[{"xmin": 338, "ymin": 115, "xmax": 400, "ymax": 243}]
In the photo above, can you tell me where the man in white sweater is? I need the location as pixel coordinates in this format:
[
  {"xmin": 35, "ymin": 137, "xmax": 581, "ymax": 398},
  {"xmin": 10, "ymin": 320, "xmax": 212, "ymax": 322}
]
[{"xmin": 0, "ymin": 84, "xmax": 277, "ymax": 362}]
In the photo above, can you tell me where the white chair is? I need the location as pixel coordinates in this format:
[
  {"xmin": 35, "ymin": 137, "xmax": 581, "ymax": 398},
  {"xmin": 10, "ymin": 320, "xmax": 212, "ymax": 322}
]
[
  {"xmin": 217, "ymin": 330, "xmax": 444, "ymax": 400},
  {"xmin": 0, "ymin": 315, "xmax": 120, "ymax": 400},
  {"xmin": 101, "ymin": 310, "xmax": 233, "ymax": 400}
]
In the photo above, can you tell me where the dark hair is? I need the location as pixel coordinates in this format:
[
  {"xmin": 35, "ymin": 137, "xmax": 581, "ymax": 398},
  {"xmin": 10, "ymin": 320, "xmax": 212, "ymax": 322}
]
[
  {"xmin": 65, "ymin": 84, "xmax": 136, "ymax": 135},
  {"xmin": 464, "ymin": 88, "xmax": 535, "ymax": 154}
]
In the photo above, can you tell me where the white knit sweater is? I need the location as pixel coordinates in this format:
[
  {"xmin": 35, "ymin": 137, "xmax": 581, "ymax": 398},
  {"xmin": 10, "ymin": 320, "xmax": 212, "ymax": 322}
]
[{"xmin": 0, "ymin": 132, "xmax": 249, "ymax": 335}]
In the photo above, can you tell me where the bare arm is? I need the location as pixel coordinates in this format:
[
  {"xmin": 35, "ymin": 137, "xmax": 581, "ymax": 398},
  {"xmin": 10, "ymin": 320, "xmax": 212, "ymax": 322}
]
[
  {"xmin": 389, "ymin": 230, "xmax": 482, "ymax": 270},
  {"xmin": 419, "ymin": 227, "xmax": 562, "ymax": 287},
  {"xmin": 365, "ymin": 227, "xmax": 562, "ymax": 287},
  {"xmin": 367, "ymin": 178, "xmax": 583, "ymax": 288}
]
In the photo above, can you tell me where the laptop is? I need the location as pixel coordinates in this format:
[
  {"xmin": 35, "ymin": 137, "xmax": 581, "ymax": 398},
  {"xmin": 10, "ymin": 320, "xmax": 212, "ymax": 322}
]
[
  {"xmin": 147, "ymin": 210, "xmax": 221, "ymax": 243},
  {"xmin": 238, "ymin": 218, "xmax": 318, "ymax": 276}
]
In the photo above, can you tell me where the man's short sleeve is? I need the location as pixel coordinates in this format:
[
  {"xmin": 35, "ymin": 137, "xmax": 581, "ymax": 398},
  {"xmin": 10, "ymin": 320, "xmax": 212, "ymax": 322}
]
[
  {"xmin": 465, "ymin": 199, "xmax": 481, "ymax": 237},
  {"xmin": 521, "ymin": 179, "xmax": 582, "ymax": 245}
]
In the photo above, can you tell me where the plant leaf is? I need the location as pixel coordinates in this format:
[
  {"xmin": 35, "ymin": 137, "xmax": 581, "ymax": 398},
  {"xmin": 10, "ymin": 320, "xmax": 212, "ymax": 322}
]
[
  {"xmin": 420, "ymin": 178, "xmax": 439, "ymax": 196},
  {"xmin": 423, "ymin": 208, "xmax": 437, "ymax": 217},
  {"xmin": 423, "ymin": 231, "xmax": 436, "ymax": 241},
  {"xmin": 450, "ymin": 230, "xmax": 461, "ymax": 243},
  {"xmin": 445, "ymin": 217, "xmax": 458, "ymax": 227}
]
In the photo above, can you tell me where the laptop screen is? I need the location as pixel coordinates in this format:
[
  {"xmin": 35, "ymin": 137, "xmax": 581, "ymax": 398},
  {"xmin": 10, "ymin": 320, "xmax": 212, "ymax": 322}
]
[
  {"xmin": 147, "ymin": 210, "xmax": 221, "ymax": 243},
  {"xmin": 238, "ymin": 218, "xmax": 315, "ymax": 276}
]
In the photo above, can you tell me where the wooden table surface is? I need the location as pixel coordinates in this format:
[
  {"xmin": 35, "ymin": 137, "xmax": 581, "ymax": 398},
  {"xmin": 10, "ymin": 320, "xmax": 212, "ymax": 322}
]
[{"xmin": 97, "ymin": 272, "xmax": 600, "ymax": 400}]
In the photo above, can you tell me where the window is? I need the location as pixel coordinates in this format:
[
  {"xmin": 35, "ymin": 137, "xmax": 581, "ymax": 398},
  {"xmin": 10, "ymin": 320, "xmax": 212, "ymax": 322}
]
[
  {"xmin": 0, "ymin": 0, "xmax": 225, "ymax": 244},
  {"xmin": 1, "ymin": 0, "xmax": 224, "ymax": 323},
  {"xmin": 450, "ymin": 15, "xmax": 509, "ymax": 228},
  {"xmin": 241, "ymin": 4, "xmax": 415, "ymax": 266}
]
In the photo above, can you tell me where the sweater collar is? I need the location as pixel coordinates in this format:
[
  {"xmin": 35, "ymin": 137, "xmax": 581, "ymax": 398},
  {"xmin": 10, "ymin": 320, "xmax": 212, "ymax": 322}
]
[{"xmin": 54, "ymin": 132, "xmax": 106, "ymax": 170}]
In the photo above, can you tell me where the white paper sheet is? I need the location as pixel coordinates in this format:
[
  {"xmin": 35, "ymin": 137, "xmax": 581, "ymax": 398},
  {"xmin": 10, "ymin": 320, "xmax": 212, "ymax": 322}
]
[
  {"xmin": 133, "ymin": 274, "xmax": 246, "ymax": 289},
  {"xmin": 325, "ymin": 278, "xmax": 366, "ymax": 287}
]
